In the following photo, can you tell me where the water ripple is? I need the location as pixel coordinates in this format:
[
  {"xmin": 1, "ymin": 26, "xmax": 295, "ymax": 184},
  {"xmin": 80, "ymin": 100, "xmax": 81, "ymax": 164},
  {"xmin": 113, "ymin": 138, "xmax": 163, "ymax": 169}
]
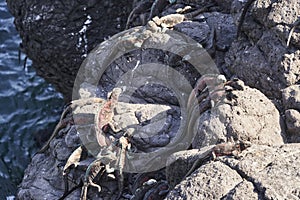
[{"xmin": 0, "ymin": 0, "xmax": 64, "ymax": 197}]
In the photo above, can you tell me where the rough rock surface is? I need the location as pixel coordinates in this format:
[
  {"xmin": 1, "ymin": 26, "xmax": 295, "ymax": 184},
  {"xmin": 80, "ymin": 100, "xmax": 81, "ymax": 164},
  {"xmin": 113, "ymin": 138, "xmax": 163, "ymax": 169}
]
[
  {"xmin": 128, "ymin": 1, "xmax": 237, "ymax": 75},
  {"xmin": 226, "ymin": 0, "xmax": 300, "ymax": 99},
  {"xmin": 6, "ymin": 0, "xmax": 133, "ymax": 101},
  {"xmin": 166, "ymin": 146, "xmax": 214, "ymax": 188},
  {"xmin": 285, "ymin": 109, "xmax": 300, "ymax": 142},
  {"xmin": 282, "ymin": 85, "xmax": 300, "ymax": 142},
  {"xmin": 11, "ymin": 0, "xmax": 300, "ymax": 199},
  {"xmin": 191, "ymin": 79, "xmax": 285, "ymax": 148},
  {"xmin": 168, "ymin": 161, "xmax": 244, "ymax": 199},
  {"xmin": 17, "ymin": 99, "xmax": 178, "ymax": 199},
  {"xmin": 166, "ymin": 144, "xmax": 300, "ymax": 199},
  {"xmin": 282, "ymin": 85, "xmax": 300, "ymax": 110},
  {"xmin": 18, "ymin": 154, "xmax": 65, "ymax": 199}
]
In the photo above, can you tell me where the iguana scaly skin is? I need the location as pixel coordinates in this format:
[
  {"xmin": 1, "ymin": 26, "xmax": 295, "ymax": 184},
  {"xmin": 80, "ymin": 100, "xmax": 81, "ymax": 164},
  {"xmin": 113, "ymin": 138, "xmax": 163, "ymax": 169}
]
[
  {"xmin": 126, "ymin": 0, "xmax": 215, "ymax": 29},
  {"xmin": 37, "ymin": 98, "xmax": 105, "ymax": 154},
  {"xmin": 80, "ymin": 159, "xmax": 105, "ymax": 200},
  {"xmin": 183, "ymin": 140, "xmax": 251, "ymax": 180},
  {"xmin": 150, "ymin": 3, "xmax": 214, "ymax": 28},
  {"xmin": 96, "ymin": 88, "xmax": 122, "ymax": 146}
]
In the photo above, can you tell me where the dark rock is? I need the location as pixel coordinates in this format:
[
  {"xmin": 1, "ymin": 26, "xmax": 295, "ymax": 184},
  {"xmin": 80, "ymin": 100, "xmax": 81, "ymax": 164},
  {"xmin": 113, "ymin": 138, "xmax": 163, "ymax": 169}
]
[
  {"xmin": 174, "ymin": 11, "xmax": 237, "ymax": 74},
  {"xmin": 17, "ymin": 97, "xmax": 180, "ymax": 199},
  {"xmin": 214, "ymin": 0, "xmax": 234, "ymax": 13},
  {"xmin": 6, "ymin": 0, "xmax": 133, "ymax": 101},
  {"xmin": 17, "ymin": 154, "xmax": 64, "ymax": 200},
  {"xmin": 12, "ymin": 0, "xmax": 300, "ymax": 199}
]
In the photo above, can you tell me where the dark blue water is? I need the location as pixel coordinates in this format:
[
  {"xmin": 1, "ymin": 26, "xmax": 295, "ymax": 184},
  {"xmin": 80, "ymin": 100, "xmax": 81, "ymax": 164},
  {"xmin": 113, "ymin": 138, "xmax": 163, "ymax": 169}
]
[{"xmin": 0, "ymin": 0, "xmax": 64, "ymax": 197}]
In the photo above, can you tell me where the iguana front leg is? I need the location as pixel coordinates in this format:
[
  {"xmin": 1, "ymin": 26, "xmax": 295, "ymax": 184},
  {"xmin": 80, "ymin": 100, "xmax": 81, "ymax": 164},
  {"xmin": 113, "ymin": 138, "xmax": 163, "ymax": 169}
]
[
  {"xmin": 115, "ymin": 136, "xmax": 130, "ymax": 199},
  {"xmin": 96, "ymin": 88, "xmax": 122, "ymax": 146},
  {"xmin": 80, "ymin": 159, "xmax": 105, "ymax": 200},
  {"xmin": 183, "ymin": 140, "xmax": 251, "ymax": 180}
]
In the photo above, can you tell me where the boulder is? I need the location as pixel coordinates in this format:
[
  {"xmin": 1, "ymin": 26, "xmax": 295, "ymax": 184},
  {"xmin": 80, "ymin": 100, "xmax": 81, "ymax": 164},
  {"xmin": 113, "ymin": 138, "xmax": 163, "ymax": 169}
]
[
  {"xmin": 12, "ymin": 0, "xmax": 300, "ymax": 199},
  {"xmin": 6, "ymin": 0, "xmax": 133, "ymax": 101},
  {"xmin": 166, "ymin": 144, "xmax": 300, "ymax": 199},
  {"xmin": 191, "ymin": 79, "xmax": 285, "ymax": 148},
  {"xmin": 226, "ymin": 0, "xmax": 300, "ymax": 99}
]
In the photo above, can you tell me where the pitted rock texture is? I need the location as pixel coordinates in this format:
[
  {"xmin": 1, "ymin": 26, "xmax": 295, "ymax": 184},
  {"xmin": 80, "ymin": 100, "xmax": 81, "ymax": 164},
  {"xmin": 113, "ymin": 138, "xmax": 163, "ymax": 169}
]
[
  {"xmin": 166, "ymin": 144, "xmax": 300, "ymax": 200},
  {"xmin": 282, "ymin": 84, "xmax": 300, "ymax": 110},
  {"xmin": 226, "ymin": 0, "xmax": 300, "ymax": 99},
  {"xmin": 285, "ymin": 109, "xmax": 300, "ymax": 142},
  {"xmin": 6, "ymin": 0, "xmax": 132, "ymax": 101},
  {"xmin": 282, "ymin": 85, "xmax": 300, "ymax": 142},
  {"xmin": 166, "ymin": 146, "xmax": 214, "ymax": 188},
  {"xmin": 129, "ymin": 2, "xmax": 237, "ymax": 75},
  {"xmin": 12, "ymin": 0, "xmax": 300, "ymax": 199},
  {"xmin": 191, "ymin": 80, "xmax": 285, "ymax": 149},
  {"xmin": 17, "ymin": 98, "xmax": 180, "ymax": 199},
  {"xmin": 167, "ymin": 161, "xmax": 244, "ymax": 199}
]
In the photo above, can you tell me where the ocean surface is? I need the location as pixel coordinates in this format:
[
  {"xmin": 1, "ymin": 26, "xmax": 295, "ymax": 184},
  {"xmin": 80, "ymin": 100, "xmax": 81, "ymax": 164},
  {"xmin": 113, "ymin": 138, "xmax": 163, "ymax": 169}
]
[{"xmin": 0, "ymin": 0, "xmax": 64, "ymax": 197}]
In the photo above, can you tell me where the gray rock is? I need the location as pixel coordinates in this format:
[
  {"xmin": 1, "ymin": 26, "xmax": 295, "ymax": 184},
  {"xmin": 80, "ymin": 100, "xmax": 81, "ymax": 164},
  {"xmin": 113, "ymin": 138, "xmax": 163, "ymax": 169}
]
[
  {"xmin": 166, "ymin": 144, "xmax": 300, "ymax": 199},
  {"xmin": 224, "ymin": 181, "xmax": 258, "ymax": 200},
  {"xmin": 191, "ymin": 80, "xmax": 285, "ymax": 148},
  {"xmin": 166, "ymin": 161, "xmax": 244, "ymax": 199},
  {"xmin": 166, "ymin": 146, "xmax": 214, "ymax": 188},
  {"xmin": 223, "ymin": 144, "xmax": 300, "ymax": 199},
  {"xmin": 12, "ymin": 0, "xmax": 300, "ymax": 199},
  {"xmin": 17, "ymin": 98, "xmax": 180, "ymax": 199},
  {"xmin": 265, "ymin": 0, "xmax": 300, "ymax": 48},
  {"xmin": 282, "ymin": 85, "xmax": 300, "ymax": 142},
  {"xmin": 17, "ymin": 154, "xmax": 64, "ymax": 200},
  {"xmin": 282, "ymin": 85, "xmax": 300, "ymax": 110},
  {"xmin": 226, "ymin": 0, "xmax": 300, "ymax": 99},
  {"xmin": 285, "ymin": 109, "xmax": 300, "ymax": 143}
]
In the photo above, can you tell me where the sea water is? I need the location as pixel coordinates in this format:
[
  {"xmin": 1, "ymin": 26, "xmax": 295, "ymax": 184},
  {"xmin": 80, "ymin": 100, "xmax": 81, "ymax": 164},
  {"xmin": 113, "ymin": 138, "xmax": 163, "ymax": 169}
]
[{"xmin": 0, "ymin": 0, "xmax": 64, "ymax": 197}]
